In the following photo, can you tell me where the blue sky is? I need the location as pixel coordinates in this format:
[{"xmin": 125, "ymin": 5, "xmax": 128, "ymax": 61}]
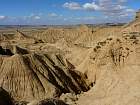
[{"xmin": 0, "ymin": 0, "xmax": 139, "ymax": 25}]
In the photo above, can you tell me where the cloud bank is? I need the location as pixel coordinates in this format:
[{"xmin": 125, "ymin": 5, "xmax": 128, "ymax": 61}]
[{"xmin": 63, "ymin": 0, "xmax": 135, "ymax": 18}]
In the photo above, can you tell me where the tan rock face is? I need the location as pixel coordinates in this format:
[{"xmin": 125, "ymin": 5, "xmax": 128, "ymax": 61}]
[
  {"xmin": 0, "ymin": 48, "xmax": 90, "ymax": 102},
  {"xmin": 76, "ymin": 36, "xmax": 140, "ymax": 105},
  {"xmin": 27, "ymin": 98, "xmax": 67, "ymax": 105}
]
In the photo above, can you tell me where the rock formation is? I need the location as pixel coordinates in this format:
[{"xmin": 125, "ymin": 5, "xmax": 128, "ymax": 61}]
[
  {"xmin": 28, "ymin": 98, "xmax": 67, "ymax": 105},
  {"xmin": 0, "ymin": 49, "xmax": 90, "ymax": 102}
]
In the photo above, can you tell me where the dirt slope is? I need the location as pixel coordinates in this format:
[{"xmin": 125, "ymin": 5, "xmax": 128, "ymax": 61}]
[
  {"xmin": 0, "ymin": 47, "xmax": 90, "ymax": 102},
  {"xmin": 75, "ymin": 33, "xmax": 140, "ymax": 105}
]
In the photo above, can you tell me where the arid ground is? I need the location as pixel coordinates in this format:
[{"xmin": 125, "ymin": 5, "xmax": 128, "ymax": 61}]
[{"xmin": 0, "ymin": 10, "xmax": 140, "ymax": 105}]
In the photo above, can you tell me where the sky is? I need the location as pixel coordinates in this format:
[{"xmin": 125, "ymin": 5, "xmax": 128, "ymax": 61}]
[{"xmin": 0, "ymin": 0, "xmax": 140, "ymax": 25}]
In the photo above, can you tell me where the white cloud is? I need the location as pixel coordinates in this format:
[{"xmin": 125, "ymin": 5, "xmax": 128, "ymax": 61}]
[
  {"xmin": 63, "ymin": 2, "xmax": 100, "ymax": 11},
  {"xmin": 120, "ymin": 8, "xmax": 135, "ymax": 17},
  {"xmin": 76, "ymin": 16, "xmax": 95, "ymax": 20},
  {"xmin": 83, "ymin": 2, "xmax": 100, "ymax": 11},
  {"xmin": 63, "ymin": 16, "xmax": 96, "ymax": 22},
  {"xmin": 118, "ymin": 0, "xmax": 127, "ymax": 3},
  {"xmin": 63, "ymin": 2, "xmax": 81, "ymax": 10},
  {"xmin": 62, "ymin": 0, "xmax": 135, "ymax": 23},
  {"xmin": 98, "ymin": 0, "xmax": 135, "ymax": 18},
  {"xmin": 24, "ymin": 13, "xmax": 42, "ymax": 20},
  {"xmin": 47, "ymin": 13, "xmax": 64, "ymax": 20},
  {"xmin": 126, "ymin": 8, "xmax": 135, "ymax": 12},
  {"xmin": 33, "ymin": 16, "xmax": 41, "ymax": 20},
  {"xmin": 48, "ymin": 13, "xmax": 58, "ymax": 17},
  {"xmin": 0, "ymin": 16, "xmax": 7, "ymax": 20},
  {"xmin": 63, "ymin": 0, "xmax": 133, "ymax": 17}
]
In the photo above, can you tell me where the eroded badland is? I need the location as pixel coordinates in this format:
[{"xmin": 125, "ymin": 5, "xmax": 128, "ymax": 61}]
[{"xmin": 0, "ymin": 10, "xmax": 140, "ymax": 105}]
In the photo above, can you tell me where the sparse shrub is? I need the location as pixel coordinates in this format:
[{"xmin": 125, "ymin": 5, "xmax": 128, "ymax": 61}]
[
  {"xmin": 119, "ymin": 47, "xmax": 123, "ymax": 50},
  {"xmin": 94, "ymin": 48, "xmax": 97, "ymax": 52},
  {"xmin": 98, "ymin": 41, "xmax": 106, "ymax": 46},
  {"xmin": 136, "ymin": 16, "xmax": 139, "ymax": 19},
  {"xmin": 116, "ymin": 38, "xmax": 121, "ymax": 42},
  {"xmin": 107, "ymin": 37, "xmax": 113, "ymax": 41},
  {"xmin": 125, "ymin": 47, "xmax": 129, "ymax": 50},
  {"xmin": 130, "ymin": 35, "xmax": 136, "ymax": 39},
  {"xmin": 34, "ymin": 39, "xmax": 44, "ymax": 44},
  {"xmin": 133, "ymin": 39, "xmax": 139, "ymax": 44},
  {"xmin": 96, "ymin": 45, "xmax": 101, "ymax": 49},
  {"xmin": 124, "ymin": 37, "xmax": 127, "ymax": 40}
]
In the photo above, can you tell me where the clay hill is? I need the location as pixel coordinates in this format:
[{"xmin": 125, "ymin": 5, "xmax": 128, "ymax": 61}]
[
  {"xmin": 0, "ymin": 46, "xmax": 90, "ymax": 102},
  {"xmin": 74, "ymin": 10, "xmax": 140, "ymax": 105},
  {"xmin": 0, "ymin": 10, "xmax": 140, "ymax": 105}
]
